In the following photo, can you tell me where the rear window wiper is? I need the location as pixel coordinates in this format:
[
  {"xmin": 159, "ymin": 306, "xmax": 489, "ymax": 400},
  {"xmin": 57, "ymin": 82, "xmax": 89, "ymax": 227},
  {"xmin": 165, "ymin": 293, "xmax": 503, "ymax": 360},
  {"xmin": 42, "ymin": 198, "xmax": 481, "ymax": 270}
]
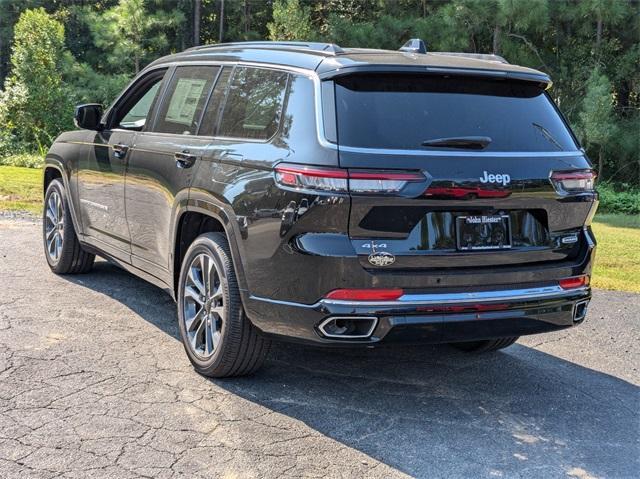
[
  {"xmin": 532, "ymin": 122, "xmax": 563, "ymax": 151},
  {"xmin": 421, "ymin": 136, "xmax": 492, "ymax": 150}
]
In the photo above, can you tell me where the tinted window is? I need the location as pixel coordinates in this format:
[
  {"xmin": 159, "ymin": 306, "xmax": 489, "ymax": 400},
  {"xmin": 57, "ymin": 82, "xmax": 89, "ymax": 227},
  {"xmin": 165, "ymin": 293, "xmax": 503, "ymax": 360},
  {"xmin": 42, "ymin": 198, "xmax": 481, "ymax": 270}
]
[
  {"xmin": 218, "ymin": 67, "xmax": 289, "ymax": 140},
  {"xmin": 114, "ymin": 70, "xmax": 166, "ymax": 131},
  {"xmin": 154, "ymin": 66, "xmax": 219, "ymax": 135},
  {"xmin": 334, "ymin": 74, "xmax": 578, "ymax": 152},
  {"xmin": 198, "ymin": 68, "xmax": 232, "ymax": 137}
]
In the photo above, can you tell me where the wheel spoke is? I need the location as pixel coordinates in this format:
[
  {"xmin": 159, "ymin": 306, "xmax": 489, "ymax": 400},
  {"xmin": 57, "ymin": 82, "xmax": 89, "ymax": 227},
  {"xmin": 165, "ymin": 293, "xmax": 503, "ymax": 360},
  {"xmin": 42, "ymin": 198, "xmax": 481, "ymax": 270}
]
[
  {"xmin": 184, "ymin": 286, "xmax": 204, "ymax": 305},
  {"xmin": 189, "ymin": 318, "xmax": 206, "ymax": 353},
  {"xmin": 188, "ymin": 265, "xmax": 205, "ymax": 296},
  {"xmin": 210, "ymin": 305, "xmax": 225, "ymax": 321},
  {"xmin": 211, "ymin": 283, "xmax": 223, "ymax": 301},
  {"xmin": 46, "ymin": 226, "xmax": 56, "ymax": 240},
  {"xmin": 185, "ymin": 306, "xmax": 205, "ymax": 332},
  {"xmin": 204, "ymin": 316, "xmax": 213, "ymax": 355}
]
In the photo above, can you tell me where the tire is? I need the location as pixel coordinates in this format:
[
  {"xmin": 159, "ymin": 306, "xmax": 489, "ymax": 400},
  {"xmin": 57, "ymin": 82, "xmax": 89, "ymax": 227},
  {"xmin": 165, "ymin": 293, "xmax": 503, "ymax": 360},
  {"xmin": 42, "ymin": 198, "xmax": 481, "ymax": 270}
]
[
  {"xmin": 43, "ymin": 179, "xmax": 95, "ymax": 274},
  {"xmin": 450, "ymin": 336, "xmax": 519, "ymax": 353},
  {"xmin": 177, "ymin": 232, "xmax": 270, "ymax": 378}
]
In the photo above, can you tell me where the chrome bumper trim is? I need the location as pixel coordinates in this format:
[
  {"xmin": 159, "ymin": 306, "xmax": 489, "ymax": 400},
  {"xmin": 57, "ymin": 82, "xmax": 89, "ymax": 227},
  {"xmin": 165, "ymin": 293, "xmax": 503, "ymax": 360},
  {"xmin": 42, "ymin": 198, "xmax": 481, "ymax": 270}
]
[{"xmin": 321, "ymin": 285, "xmax": 588, "ymax": 307}]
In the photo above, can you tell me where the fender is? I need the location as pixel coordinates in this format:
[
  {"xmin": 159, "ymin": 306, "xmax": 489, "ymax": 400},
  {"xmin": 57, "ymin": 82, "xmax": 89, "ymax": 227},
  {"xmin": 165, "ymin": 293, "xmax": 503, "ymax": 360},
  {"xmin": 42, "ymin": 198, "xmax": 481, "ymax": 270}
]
[
  {"xmin": 171, "ymin": 192, "xmax": 251, "ymax": 305},
  {"xmin": 43, "ymin": 158, "xmax": 83, "ymax": 238}
]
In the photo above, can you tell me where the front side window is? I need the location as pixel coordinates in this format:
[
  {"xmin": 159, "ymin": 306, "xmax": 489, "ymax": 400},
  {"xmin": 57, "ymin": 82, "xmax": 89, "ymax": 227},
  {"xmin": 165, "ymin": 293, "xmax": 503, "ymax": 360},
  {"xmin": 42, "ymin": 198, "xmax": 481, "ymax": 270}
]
[
  {"xmin": 113, "ymin": 70, "xmax": 167, "ymax": 131},
  {"xmin": 153, "ymin": 66, "xmax": 220, "ymax": 135},
  {"xmin": 218, "ymin": 67, "xmax": 289, "ymax": 140}
]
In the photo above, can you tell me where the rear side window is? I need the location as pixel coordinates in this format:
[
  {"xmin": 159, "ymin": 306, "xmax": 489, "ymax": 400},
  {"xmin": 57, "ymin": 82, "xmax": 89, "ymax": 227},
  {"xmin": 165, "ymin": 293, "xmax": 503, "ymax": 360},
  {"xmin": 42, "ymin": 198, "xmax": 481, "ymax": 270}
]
[
  {"xmin": 218, "ymin": 67, "xmax": 289, "ymax": 140},
  {"xmin": 334, "ymin": 74, "xmax": 578, "ymax": 152},
  {"xmin": 153, "ymin": 66, "xmax": 219, "ymax": 135}
]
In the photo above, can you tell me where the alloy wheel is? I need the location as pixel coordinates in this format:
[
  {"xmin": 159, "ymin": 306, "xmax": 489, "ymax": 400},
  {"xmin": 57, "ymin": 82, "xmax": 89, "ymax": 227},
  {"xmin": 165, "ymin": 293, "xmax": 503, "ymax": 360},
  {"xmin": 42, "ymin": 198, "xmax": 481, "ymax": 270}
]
[
  {"xmin": 45, "ymin": 191, "xmax": 64, "ymax": 262},
  {"xmin": 182, "ymin": 253, "xmax": 225, "ymax": 359}
]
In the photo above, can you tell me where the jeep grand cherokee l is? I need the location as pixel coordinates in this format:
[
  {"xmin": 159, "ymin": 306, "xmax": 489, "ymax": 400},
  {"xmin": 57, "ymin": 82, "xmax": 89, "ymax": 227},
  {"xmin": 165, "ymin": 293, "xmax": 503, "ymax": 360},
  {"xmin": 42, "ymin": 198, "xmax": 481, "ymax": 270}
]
[{"xmin": 42, "ymin": 40, "xmax": 597, "ymax": 377}]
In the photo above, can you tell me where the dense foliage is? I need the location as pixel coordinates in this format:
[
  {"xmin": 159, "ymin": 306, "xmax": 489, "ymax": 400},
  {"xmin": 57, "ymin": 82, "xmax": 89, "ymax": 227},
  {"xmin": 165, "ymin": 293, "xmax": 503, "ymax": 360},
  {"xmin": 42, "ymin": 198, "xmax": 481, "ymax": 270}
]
[{"xmin": 0, "ymin": 0, "xmax": 638, "ymax": 186}]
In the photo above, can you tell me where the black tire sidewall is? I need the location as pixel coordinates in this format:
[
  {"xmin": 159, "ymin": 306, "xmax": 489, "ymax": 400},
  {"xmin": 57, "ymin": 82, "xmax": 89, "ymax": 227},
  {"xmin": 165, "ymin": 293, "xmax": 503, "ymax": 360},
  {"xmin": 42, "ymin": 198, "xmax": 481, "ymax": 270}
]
[{"xmin": 177, "ymin": 233, "xmax": 238, "ymax": 372}]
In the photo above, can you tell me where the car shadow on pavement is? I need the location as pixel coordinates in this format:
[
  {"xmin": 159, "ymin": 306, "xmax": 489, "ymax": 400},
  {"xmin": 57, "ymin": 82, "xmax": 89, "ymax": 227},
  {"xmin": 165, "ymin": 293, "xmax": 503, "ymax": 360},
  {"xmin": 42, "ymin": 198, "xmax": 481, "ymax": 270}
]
[{"xmin": 65, "ymin": 260, "xmax": 639, "ymax": 479}]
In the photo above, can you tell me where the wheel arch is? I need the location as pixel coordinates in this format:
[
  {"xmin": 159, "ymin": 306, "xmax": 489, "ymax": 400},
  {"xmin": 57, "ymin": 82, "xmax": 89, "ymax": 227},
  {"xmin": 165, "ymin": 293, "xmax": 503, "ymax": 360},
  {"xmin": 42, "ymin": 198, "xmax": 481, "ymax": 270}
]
[
  {"xmin": 43, "ymin": 159, "xmax": 83, "ymax": 236},
  {"xmin": 172, "ymin": 200, "xmax": 249, "ymax": 302}
]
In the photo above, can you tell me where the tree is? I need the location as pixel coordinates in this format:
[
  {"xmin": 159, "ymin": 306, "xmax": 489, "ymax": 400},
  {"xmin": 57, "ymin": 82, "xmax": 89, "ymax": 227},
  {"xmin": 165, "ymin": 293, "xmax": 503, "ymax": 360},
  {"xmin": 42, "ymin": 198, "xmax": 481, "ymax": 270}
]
[
  {"xmin": 268, "ymin": 0, "xmax": 313, "ymax": 41},
  {"xmin": 0, "ymin": 8, "xmax": 73, "ymax": 152},
  {"xmin": 89, "ymin": 0, "xmax": 185, "ymax": 74},
  {"xmin": 579, "ymin": 68, "xmax": 618, "ymax": 180}
]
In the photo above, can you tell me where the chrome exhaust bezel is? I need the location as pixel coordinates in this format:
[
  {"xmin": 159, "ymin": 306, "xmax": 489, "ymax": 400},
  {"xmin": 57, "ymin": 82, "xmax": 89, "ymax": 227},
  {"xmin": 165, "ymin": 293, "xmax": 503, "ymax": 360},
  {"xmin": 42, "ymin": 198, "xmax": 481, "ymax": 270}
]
[
  {"xmin": 573, "ymin": 299, "xmax": 589, "ymax": 323},
  {"xmin": 318, "ymin": 316, "xmax": 378, "ymax": 339}
]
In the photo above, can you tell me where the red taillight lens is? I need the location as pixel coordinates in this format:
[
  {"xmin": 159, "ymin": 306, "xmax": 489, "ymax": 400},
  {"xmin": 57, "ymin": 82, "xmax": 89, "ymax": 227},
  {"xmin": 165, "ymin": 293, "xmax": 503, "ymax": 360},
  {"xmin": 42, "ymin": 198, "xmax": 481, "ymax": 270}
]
[
  {"xmin": 274, "ymin": 164, "xmax": 423, "ymax": 194},
  {"xmin": 324, "ymin": 288, "xmax": 404, "ymax": 301},
  {"xmin": 559, "ymin": 275, "xmax": 590, "ymax": 290},
  {"xmin": 275, "ymin": 165, "xmax": 348, "ymax": 192},
  {"xmin": 550, "ymin": 170, "xmax": 596, "ymax": 194}
]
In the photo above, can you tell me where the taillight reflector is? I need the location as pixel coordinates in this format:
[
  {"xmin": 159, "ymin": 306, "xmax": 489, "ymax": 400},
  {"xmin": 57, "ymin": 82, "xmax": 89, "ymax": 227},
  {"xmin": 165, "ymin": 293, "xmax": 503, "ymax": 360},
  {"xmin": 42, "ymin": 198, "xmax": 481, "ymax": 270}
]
[
  {"xmin": 559, "ymin": 275, "xmax": 589, "ymax": 290},
  {"xmin": 325, "ymin": 288, "xmax": 404, "ymax": 301}
]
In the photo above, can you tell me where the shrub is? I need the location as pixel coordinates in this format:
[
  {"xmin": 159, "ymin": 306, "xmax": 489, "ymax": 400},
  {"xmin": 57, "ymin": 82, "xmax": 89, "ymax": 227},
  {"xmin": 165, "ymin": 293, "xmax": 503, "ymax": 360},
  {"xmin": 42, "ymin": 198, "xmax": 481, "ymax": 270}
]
[
  {"xmin": 0, "ymin": 9, "xmax": 74, "ymax": 152},
  {"xmin": 0, "ymin": 153, "xmax": 44, "ymax": 168},
  {"xmin": 597, "ymin": 183, "xmax": 640, "ymax": 216}
]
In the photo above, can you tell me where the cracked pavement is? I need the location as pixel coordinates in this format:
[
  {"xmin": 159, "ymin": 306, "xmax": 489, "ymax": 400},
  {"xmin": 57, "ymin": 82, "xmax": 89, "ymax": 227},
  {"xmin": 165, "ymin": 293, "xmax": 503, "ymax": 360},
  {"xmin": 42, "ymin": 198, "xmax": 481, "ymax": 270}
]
[{"xmin": 0, "ymin": 217, "xmax": 638, "ymax": 478}]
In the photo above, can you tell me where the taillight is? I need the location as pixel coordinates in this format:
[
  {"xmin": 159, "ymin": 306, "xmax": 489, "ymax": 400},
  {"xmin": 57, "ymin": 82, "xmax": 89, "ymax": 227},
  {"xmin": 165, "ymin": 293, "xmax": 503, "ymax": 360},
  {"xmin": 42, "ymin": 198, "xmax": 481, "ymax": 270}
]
[
  {"xmin": 274, "ymin": 165, "xmax": 348, "ymax": 192},
  {"xmin": 559, "ymin": 275, "xmax": 590, "ymax": 290},
  {"xmin": 550, "ymin": 170, "xmax": 596, "ymax": 194},
  {"xmin": 324, "ymin": 288, "xmax": 404, "ymax": 301},
  {"xmin": 274, "ymin": 164, "xmax": 423, "ymax": 194}
]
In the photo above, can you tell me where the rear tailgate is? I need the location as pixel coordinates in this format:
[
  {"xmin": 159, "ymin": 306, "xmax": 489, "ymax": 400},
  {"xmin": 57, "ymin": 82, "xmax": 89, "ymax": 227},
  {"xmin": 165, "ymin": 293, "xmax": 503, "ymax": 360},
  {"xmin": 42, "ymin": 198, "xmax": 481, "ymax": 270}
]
[{"xmin": 333, "ymin": 73, "xmax": 597, "ymax": 270}]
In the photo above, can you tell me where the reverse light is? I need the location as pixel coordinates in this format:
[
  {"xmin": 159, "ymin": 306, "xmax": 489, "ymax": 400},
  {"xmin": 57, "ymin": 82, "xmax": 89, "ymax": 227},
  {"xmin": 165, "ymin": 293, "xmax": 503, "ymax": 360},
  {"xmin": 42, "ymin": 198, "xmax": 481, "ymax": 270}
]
[
  {"xmin": 348, "ymin": 170, "xmax": 424, "ymax": 193},
  {"xmin": 274, "ymin": 164, "xmax": 423, "ymax": 194},
  {"xmin": 324, "ymin": 288, "xmax": 404, "ymax": 301},
  {"xmin": 559, "ymin": 275, "xmax": 590, "ymax": 290},
  {"xmin": 550, "ymin": 170, "xmax": 596, "ymax": 194}
]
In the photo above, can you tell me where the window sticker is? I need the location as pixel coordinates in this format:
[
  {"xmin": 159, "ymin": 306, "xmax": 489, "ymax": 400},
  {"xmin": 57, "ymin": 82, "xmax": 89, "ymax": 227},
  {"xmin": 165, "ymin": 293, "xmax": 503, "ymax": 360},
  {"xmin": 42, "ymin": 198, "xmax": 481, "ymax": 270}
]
[{"xmin": 165, "ymin": 78, "xmax": 207, "ymax": 126}]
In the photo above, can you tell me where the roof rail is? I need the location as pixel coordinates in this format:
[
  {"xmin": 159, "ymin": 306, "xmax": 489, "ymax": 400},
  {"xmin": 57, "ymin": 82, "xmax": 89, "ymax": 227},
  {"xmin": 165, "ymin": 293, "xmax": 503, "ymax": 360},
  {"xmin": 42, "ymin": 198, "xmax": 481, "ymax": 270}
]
[
  {"xmin": 186, "ymin": 41, "xmax": 344, "ymax": 55},
  {"xmin": 431, "ymin": 52, "xmax": 509, "ymax": 64}
]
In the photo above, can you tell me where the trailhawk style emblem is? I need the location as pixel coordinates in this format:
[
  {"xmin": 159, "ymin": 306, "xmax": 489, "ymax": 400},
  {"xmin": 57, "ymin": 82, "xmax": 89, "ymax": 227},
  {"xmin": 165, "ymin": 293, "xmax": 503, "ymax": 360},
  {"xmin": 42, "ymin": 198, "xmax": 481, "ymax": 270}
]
[
  {"xmin": 479, "ymin": 170, "xmax": 511, "ymax": 186},
  {"xmin": 368, "ymin": 251, "xmax": 396, "ymax": 266}
]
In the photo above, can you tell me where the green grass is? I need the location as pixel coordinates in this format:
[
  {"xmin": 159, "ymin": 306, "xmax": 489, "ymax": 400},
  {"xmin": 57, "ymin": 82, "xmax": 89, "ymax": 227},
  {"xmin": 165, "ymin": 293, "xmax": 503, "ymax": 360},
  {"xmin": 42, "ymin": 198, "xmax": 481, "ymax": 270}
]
[
  {"xmin": 591, "ymin": 219, "xmax": 640, "ymax": 293},
  {"xmin": 1, "ymin": 165, "xmax": 639, "ymax": 292},
  {"xmin": 0, "ymin": 165, "xmax": 42, "ymax": 214}
]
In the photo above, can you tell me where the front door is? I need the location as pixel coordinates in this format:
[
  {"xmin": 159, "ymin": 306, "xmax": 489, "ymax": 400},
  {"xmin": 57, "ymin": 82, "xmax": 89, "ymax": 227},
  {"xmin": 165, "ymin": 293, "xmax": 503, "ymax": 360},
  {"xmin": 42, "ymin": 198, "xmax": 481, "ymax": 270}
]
[
  {"xmin": 77, "ymin": 69, "xmax": 167, "ymax": 259},
  {"xmin": 125, "ymin": 65, "xmax": 221, "ymax": 279}
]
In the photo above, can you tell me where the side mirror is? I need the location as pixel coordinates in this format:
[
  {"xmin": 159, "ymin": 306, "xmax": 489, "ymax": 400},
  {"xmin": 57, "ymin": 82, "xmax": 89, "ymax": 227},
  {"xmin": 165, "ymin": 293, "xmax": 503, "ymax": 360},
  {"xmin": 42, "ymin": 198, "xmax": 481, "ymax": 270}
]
[{"xmin": 74, "ymin": 103, "xmax": 103, "ymax": 130}]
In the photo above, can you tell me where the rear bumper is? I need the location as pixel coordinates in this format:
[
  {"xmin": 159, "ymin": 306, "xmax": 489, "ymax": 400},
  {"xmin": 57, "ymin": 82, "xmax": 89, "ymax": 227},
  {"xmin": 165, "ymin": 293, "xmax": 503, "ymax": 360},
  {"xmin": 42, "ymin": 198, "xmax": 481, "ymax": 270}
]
[{"xmin": 245, "ymin": 284, "xmax": 591, "ymax": 346}]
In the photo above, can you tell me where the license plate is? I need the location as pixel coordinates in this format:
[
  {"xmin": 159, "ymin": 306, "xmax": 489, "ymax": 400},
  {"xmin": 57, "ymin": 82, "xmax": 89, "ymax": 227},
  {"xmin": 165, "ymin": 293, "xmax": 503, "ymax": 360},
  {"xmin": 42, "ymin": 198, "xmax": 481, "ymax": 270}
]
[{"xmin": 456, "ymin": 215, "xmax": 512, "ymax": 251}]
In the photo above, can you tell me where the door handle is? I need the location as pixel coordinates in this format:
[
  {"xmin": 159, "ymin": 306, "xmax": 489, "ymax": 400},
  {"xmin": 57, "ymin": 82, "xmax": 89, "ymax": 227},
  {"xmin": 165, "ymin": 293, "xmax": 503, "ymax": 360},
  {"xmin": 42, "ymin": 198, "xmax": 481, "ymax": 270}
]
[
  {"xmin": 174, "ymin": 150, "xmax": 197, "ymax": 169},
  {"xmin": 112, "ymin": 143, "xmax": 129, "ymax": 159}
]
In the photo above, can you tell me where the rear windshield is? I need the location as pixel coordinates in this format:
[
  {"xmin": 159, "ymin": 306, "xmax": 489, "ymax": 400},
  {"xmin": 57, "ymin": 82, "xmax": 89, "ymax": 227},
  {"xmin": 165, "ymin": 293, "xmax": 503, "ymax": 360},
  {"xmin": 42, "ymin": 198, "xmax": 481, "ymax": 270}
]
[{"xmin": 334, "ymin": 74, "xmax": 578, "ymax": 152}]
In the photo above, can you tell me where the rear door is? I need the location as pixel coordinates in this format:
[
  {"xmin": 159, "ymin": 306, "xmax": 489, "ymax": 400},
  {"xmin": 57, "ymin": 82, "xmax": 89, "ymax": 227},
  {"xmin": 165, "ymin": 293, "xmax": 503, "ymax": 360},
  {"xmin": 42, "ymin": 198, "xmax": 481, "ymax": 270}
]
[
  {"xmin": 125, "ymin": 65, "xmax": 220, "ymax": 279},
  {"xmin": 332, "ymin": 73, "xmax": 595, "ymax": 270}
]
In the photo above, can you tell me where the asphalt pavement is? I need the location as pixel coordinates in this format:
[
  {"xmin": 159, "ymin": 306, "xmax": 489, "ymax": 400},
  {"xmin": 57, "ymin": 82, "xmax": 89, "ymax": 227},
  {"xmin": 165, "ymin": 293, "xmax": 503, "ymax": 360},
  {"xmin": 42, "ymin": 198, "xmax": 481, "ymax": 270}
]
[{"xmin": 0, "ymin": 217, "xmax": 638, "ymax": 478}]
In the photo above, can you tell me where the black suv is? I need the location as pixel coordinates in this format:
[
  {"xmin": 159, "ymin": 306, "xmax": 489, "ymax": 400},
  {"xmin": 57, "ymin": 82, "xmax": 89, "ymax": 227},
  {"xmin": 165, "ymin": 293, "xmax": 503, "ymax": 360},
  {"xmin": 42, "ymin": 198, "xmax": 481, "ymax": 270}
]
[{"xmin": 43, "ymin": 40, "xmax": 597, "ymax": 377}]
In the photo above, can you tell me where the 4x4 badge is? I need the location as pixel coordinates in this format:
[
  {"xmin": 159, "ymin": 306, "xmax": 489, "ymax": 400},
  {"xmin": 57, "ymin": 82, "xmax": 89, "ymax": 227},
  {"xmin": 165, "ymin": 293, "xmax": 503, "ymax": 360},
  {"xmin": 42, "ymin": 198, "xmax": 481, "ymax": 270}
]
[{"xmin": 368, "ymin": 251, "xmax": 396, "ymax": 267}]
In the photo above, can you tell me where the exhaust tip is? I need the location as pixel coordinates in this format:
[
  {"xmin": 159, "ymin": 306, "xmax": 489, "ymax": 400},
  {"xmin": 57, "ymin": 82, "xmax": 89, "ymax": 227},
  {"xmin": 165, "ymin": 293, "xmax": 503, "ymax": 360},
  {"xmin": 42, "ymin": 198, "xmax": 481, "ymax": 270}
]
[
  {"xmin": 573, "ymin": 299, "xmax": 589, "ymax": 323},
  {"xmin": 318, "ymin": 316, "xmax": 378, "ymax": 339}
]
